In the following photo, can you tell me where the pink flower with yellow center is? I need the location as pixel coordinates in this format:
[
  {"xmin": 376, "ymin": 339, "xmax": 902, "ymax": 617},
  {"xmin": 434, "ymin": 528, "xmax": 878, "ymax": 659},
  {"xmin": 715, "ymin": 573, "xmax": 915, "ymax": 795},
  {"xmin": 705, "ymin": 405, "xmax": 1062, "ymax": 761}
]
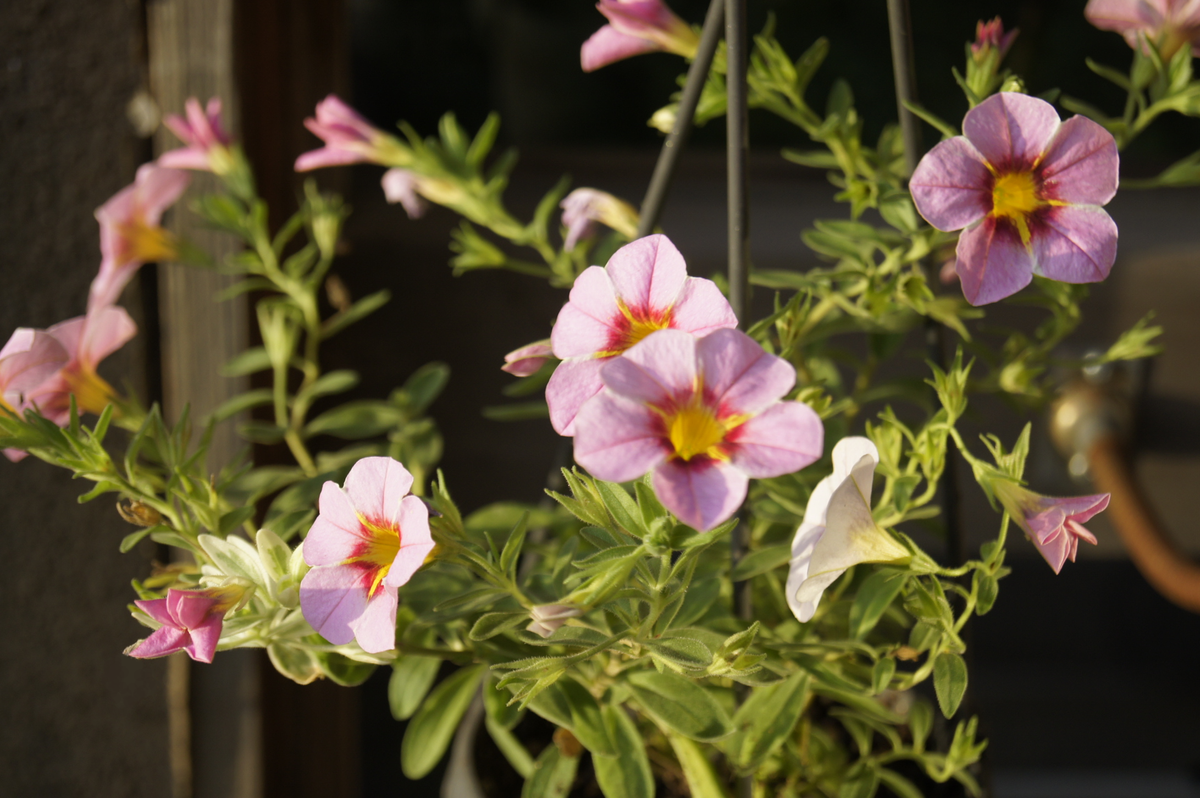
[
  {"xmin": 994, "ymin": 481, "xmax": 1110, "ymax": 574},
  {"xmin": 91, "ymin": 163, "xmax": 190, "ymax": 310},
  {"xmin": 24, "ymin": 305, "xmax": 137, "ymax": 426},
  {"xmin": 1086, "ymin": 0, "xmax": 1200, "ymax": 58},
  {"xmin": 299, "ymin": 456, "xmax": 434, "ymax": 654},
  {"xmin": 125, "ymin": 584, "xmax": 248, "ymax": 664},
  {"xmin": 573, "ymin": 328, "xmax": 824, "ymax": 532},
  {"xmin": 910, "ymin": 92, "xmax": 1120, "ymax": 306},
  {"xmin": 547, "ymin": 234, "xmax": 737, "ymax": 436},
  {"xmin": 159, "ymin": 97, "xmax": 235, "ymax": 175},
  {"xmin": 295, "ymin": 95, "xmax": 408, "ymax": 172},
  {"xmin": 582, "ymin": 0, "xmax": 700, "ymax": 72}
]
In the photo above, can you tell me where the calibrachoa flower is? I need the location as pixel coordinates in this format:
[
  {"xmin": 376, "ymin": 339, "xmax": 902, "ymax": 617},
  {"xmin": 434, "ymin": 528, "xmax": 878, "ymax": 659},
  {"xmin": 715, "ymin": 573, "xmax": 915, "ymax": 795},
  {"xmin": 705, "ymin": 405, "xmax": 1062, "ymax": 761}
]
[
  {"xmin": 299, "ymin": 456, "xmax": 434, "ymax": 654},
  {"xmin": 159, "ymin": 97, "xmax": 234, "ymax": 175},
  {"xmin": 547, "ymin": 234, "xmax": 737, "ymax": 435},
  {"xmin": 910, "ymin": 92, "xmax": 1120, "ymax": 306},
  {"xmin": 91, "ymin": 163, "xmax": 190, "ymax": 310},
  {"xmin": 502, "ymin": 340, "xmax": 554, "ymax": 377},
  {"xmin": 573, "ymin": 327, "xmax": 824, "ymax": 532},
  {"xmin": 971, "ymin": 17, "xmax": 1018, "ymax": 61},
  {"xmin": 24, "ymin": 305, "xmax": 137, "ymax": 426},
  {"xmin": 0, "ymin": 328, "xmax": 69, "ymax": 463},
  {"xmin": 295, "ymin": 95, "xmax": 409, "ymax": 172},
  {"xmin": 787, "ymin": 437, "xmax": 911, "ymax": 622},
  {"xmin": 560, "ymin": 188, "xmax": 640, "ymax": 251},
  {"xmin": 993, "ymin": 481, "xmax": 1110, "ymax": 573},
  {"xmin": 381, "ymin": 168, "xmax": 428, "ymax": 219},
  {"xmin": 125, "ymin": 584, "xmax": 248, "ymax": 663},
  {"xmin": 526, "ymin": 604, "xmax": 583, "ymax": 638},
  {"xmin": 581, "ymin": 0, "xmax": 700, "ymax": 72},
  {"xmin": 1086, "ymin": 0, "xmax": 1200, "ymax": 58}
]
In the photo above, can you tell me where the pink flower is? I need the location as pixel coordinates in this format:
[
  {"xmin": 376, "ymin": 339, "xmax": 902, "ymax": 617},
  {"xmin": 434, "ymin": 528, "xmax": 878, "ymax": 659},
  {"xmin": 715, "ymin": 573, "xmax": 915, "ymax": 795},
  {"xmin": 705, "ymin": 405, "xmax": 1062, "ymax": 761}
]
[
  {"xmin": 560, "ymin": 188, "xmax": 640, "ymax": 250},
  {"xmin": 547, "ymin": 234, "xmax": 737, "ymax": 435},
  {"xmin": 995, "ymin": 482, "xmax": 1110, "ymax": 573},
  {"xmin": 0, "ymin": 328, "xmax": 69, "ymax": 463},
  {"xmin": 526, "ymin": 604, "xmax": 583, "ymax": 638},
  {"xmin": 971, "ymin": 17, "xmax": 1018, "ymax": 61},
  {"xmin": 573, "ymin": 328, "xmax": 824, "ymax": 532},
  {"xmin": 910, "ymin": 92, "xmax": 1120, "ymax": 306},
  {"xmin": 295, "ymin": 95, "xmax": 407, "ymax": 172},
  {"xmin": 159, "ymin": 97, "xmax": 234, "ymax": 174},
  {"xmin": 502, "ymin": 340, "xmax": 554, "ymax": 377},
  {"xmin": 381, "ymin": 168, "xmax": 428, "ymax": 219},
  {"xmin": 24, "ymin": 306, "xmax": 137, "ymax": 426},
  {"xmin": 299, "ymin": 456, "xmax": 434, "ymax": 654},
  {"xmin": 1086, "ymin": 0, "xmax": 1200, "ymax": 58},
  {"xmin": 91, "ymin": 163, "xmax": 190, "ymax": 310},
  {"xmin": 126, "ymin": 585, "xmax": 247, "ymax": 663},
  {"xmin": 581, "ymin": 0, "xmax": 700, "ymax": 72}
]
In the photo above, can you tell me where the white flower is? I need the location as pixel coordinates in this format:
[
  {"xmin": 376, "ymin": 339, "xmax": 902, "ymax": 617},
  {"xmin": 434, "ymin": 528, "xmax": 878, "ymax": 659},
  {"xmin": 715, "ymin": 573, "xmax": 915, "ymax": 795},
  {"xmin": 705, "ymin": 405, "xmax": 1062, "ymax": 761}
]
[{"xmin": 787, "ymin": 437, "xmax": 910, "ymax": 622}]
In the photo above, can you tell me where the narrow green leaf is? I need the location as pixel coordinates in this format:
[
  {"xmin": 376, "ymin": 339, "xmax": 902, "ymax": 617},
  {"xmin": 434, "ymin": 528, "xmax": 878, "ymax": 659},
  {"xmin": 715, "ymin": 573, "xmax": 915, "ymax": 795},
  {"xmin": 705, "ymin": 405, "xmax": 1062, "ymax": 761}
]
[
  {"xmin": 643, "ymin": 635, "xmax": 713, "ymax": 671},
  {"xmin": 482, "ymin": 401, "xmax": 549, "ymax": 421},
  {"xmin": 222, "ymin": 347, "xmax": 272, "ymax": 377},
  {"xmin": 729, "ymin": 672, "xmax": 809, "ymax": 769},
  {"xmin": 469, "ymin": 612, "xmax": 528, "ymax": 641},
  {"xmin": 595, "ymin": 481, "xmax": 648, "ymax": 537},
  {"xmin": 295, "ymin": 370, "xmax": 360, "ymax": 405},
  {"xmin": 499, "ymin": 512, "xmax": 529, "ymax": 576},
  {"xmin": 321, "ymin": 289, "xmax": 391, "ymax": 339},
  {"xmin": 666, "ymin": 731, "xmax": 729, "ymax": 798},
  {"xmin": 521, "ymin": 742, "xmax": 579, "ymax": 798},
  {"xmin": 730, "ymin": 543, "xmax": 790, "ymax": 581},
  {"xmin": 627, "ymin": 670, "xmax": 733, "ymax": 741},
  {"xmin": 401, "ymin": 664, "xmax": 485, "ymax": 779},
  {"xmin": 973, "ymin": 570, "xmax": 999, "ymax": 616},
  {"xmin": 594, "ymin": 704, "xmax": 655, "ymax": 797},
  {"xmin": 838, "ymin": 764, "xmax": 879, "ymax": 798},
  {"xmin": 389, "ymin": 653, "xmax": 443, "ymax": 721},
  {"xmin": 303, "ymin": 400, "xmax": 406, "ymax": 439},
  {"xmin": 871, "ymin": 658, "xmax": 897, "ymax": 695},
  {"xmin": 209, "ymin": 389, "xmax": 274, "ymax": 423},
  {"xmin": 877, "ymin": 769, "xmax": 924, "ymax": 798},
  {"xmin": 934, "ymin": 652, "xmax": 968, "ymax": 718},
  {"xmin": 484, "ymin": 673, "xmax": 523, "ymax": 729},
  {"xmin": 849, "ymin": 568, "xmax": 909, "ymax": 639},
  {"xmin": 554, "ymin": 678, "xmax": 616, "ymax": 756},
  {"xmin": 119, "ymin": 526, "xmax": 166, "ymax": 553},
  {"xmin": 486, "ymin": 715, "xmax": 535, "ymax": 778}
]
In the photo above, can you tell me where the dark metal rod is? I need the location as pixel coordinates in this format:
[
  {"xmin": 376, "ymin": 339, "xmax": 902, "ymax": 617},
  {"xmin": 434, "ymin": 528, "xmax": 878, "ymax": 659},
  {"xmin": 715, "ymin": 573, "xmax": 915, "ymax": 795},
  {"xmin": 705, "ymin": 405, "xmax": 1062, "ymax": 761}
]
[
  {"xmin": 636, "ymin": 0, "xmax": 726, "ymax": 238},
  {"xmin": 725, "ymin": 0, "xmax": 750, "ymax": 325},
  {"xmin": 886, "ymin": 0, "xmax": 923, "ymax": 177}
]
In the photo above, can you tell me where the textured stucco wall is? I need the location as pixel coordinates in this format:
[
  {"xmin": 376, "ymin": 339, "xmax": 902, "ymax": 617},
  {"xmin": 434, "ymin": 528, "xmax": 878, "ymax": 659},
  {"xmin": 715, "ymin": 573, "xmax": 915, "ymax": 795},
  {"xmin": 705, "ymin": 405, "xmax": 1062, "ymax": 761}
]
[{"xmin": 0, "ymin": 1, "xmax": 171, "ymax": 795}]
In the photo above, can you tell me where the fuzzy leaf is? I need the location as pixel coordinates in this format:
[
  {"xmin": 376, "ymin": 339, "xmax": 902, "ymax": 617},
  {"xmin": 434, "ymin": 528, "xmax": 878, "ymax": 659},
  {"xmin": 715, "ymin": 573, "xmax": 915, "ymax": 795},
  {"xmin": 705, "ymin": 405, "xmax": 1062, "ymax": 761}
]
[{"xmin": 401, "ymin": 664, "xmax": 485, "ymax": 779}]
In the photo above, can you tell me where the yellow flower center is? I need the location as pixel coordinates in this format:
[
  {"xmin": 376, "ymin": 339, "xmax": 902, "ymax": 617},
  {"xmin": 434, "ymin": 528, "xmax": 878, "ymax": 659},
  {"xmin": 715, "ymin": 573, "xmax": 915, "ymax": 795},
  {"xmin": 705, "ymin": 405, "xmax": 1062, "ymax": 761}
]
[
  {"xmin": 119, "ymin": 220, "xmax": 179, "ymax": 265},
  {"xmin": 356, "ymin": 515, "xmax": 401, "ymax": 598},
  {"xmin": 666, "ymin": 398, "xmax": 729, "ymax": 462},
  {"xmin": 64, "ymin": 368, "xmax": 119, "ymax": 416},
  {"xmin": 599, "ymin": 301, "xmax": 673, "ymax": 357},
  {"xmin": 990, "ymin": 171, "xmax": 1044, "ymax": 246}
]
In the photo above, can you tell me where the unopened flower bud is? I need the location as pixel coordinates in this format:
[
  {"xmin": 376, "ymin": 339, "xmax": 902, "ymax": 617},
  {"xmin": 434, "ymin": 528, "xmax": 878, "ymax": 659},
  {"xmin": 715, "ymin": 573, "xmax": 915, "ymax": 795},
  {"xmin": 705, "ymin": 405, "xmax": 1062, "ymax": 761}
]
[
  {"xmin": 117, "ymin": 499, "xmax": 163, "ymax": 527},
  {"xmin": 526, "ymin": 603, "xmax": 582, "ymax": 638}
]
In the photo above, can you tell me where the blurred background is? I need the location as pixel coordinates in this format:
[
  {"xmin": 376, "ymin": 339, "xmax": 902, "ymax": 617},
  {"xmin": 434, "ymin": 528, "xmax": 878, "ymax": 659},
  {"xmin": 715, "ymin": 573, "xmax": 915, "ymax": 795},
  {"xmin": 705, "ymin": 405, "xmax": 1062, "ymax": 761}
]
[{"xmin": 3, "ymin": 0, "xmax": 1200, "ymax": 796}]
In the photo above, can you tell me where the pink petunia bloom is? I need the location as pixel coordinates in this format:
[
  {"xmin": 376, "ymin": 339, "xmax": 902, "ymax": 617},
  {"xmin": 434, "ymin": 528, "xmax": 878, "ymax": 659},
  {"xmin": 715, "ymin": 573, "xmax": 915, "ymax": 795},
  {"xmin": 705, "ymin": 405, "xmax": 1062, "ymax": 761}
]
[
  {"xmin": 299, "ymin": 456, "xmax": 434, "ymax": 654},
  {"xmin": 994, "ymin": 482, "xmax": 1110, "ymax": 573},
  {"xmin": 295, "ymin": 95, "xmax": 408, "ymax": 172},
  {"xmin": 910, "ymin": 92, "xmax": 1120, "ymax": 306},
  {"xmin": 581, "ymin": 0, "xmax": 700, "ymax": 72},
  {"xmin": 23, "ymin": 305, "xmax": 137, "ymax": 427},
  {"xmin": 91, "ymin": 163, "xmax": 190, "ymax": 310},
  {"xmin": 971, "ymin": 17, "xmax": 1018, "ymax": 61},
  {"xmin": 381, "ymin": 168, "xmax": 429, "ymax": 219},
  {"xmin": 560, "ymin": 188, "xmax": 640, "ymax": 251},
  {"xmin": 159, "ymin": 97, "xmax": 234, "ymax": 174},
  {"xmin": 573, "ymin": 327, "xmax": 824, "ymax": 532},
  {"xmin": 125, "ymin": 584, "xmax": 248, "ymax": 663},
  {"xmin": 502, "ymin": 340, "xmax": 554, "ymax": 377},
  {"xmin": 547, "ymin": 234, "xmax": 738, "ymax": 436},
  {"xmin": 1085, "ymin": 0, "xmax": 1200, "ymax": 58},
  {"xmin": 0, "ymin": 328, "xmax": 70, "ymax": 463}
]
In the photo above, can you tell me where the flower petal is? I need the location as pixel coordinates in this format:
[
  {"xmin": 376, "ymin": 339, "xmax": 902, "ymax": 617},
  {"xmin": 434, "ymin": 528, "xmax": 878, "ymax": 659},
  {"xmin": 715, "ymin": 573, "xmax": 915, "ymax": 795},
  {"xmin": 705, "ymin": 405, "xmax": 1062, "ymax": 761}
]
[
  {"xmin": 1038, "ymin": 493, "xmax": 1111, "ymax": 525},
  {"xmin": 343, "ymin": 456, "xmax": 414, "ymax": 528},
  {"xmin": 652, "ymin": 457, "xmax": 747, "ymax": 532},
  {"xmin": 604, "ymin": 234, "xmax": 687, "ymax": 319},
  {"xmin": 830, "ymin": 437, "xmax": 880, "ymax": 505},
  {"xmin": 910, "ymin": 137, "xmax": 993, "ymax": 231},
  {"xmin": 349, "ymin": 587, "xmax": 399, "ymax": 653},
  {"xmin": 786, "ymin": 522, "xmax": 825, "ymax": 622},
  {"xmin": 547, "ymin": 356, "xmax": 608, "ymax": 436},
  {"xmin": 727, "ymin": 402, "xmax": 824, "ymax": 478},
  {"xmin": 383, "ymin": 495, "xmax": 434, "ymax": 588},
  {"xmin": 78, "ymin": 306, "xmax": 137, "ymax": 369},
  {"xmin": 669, "ymin": 277, "xmax": 739, "ymax": 335},
  {"xmin": 613, "ymin": 328, "xmax": 698, "ymax": 400},
  {"xmin": 134, "ymin": 598, "xmax": 176, "ymax": 628},
  {"xmin": 1032, "ymin": 205, "xmax": 1118, "ymax": 284},
  {"xmin": 552, "ymin": 266, "xmax": 622, "ymax": 358},
  {"xmin": 168, "ymin": 590, "xmax": 217, "ymax": 630},
  {"xmin": 185, "ymin": 616, "xmax": 222, "ymax": 663},
  {"xmin": 1039, "ymin": 115, "xmax": 1120, "ymax": 206},
  {"xmin": 299, "ymin": 564, "xmax": 370, "ymax": 645},
  {"xmin": 964, "ymin": 92, "xmax": 1061, "ymax": 170},
  {"xmin": 573, "ymin": 393, "xmax": 669, "ymax": 482},
  {"xmin": 697, "ymin": 328, "xmax": 795, "ymax": 416},
  {"xmin": 955, "ymin": 218, "xmax": 1035, "ymax": 306},
  {"xmin": 304, "ymin": 485, "xmax": 369, "ymax": 567},
  {"xmin": 127, "ymin": 626, "xmax": 190, "ymax": 659},
  {"xmin": 133, "ymin": 164, "xmax": 191, "ymax": 225},
  {"xmin": 581, "ymin": 24, "xmax": 661, "ymax": 72},
  {"xmin": 0, "ymin": 329, "xmax": 67, "ymax": 395},
  {"xmin": 295, "ymin": 147, "xmax": 369, "ymax": 171},
  {"xmin": 1084, "ymin": 0, "xmax": 1165, "ymax": 37}
]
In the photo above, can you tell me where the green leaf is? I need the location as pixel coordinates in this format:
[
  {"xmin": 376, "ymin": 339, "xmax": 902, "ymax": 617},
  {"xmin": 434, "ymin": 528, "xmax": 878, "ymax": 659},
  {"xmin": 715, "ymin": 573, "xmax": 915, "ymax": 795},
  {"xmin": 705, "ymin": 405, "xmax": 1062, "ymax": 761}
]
[
  {"xmin": 209, "ymin": 389, "xmax": 273, "ymax": 423},
  {"xmin": 594, "ymin": 704, "xmax": 655, "ymax": 797},
  {"xmin": 901, "ymin": 100, "xmax": 959, "ymax": 139},
  {"xmin": 521, "ymin": 741, "xmax": 579, "ymax": 798},
  {"xmin": 486, "ymin": 715, "xmax": 535, "ymax": 778},
  {"xmin": 321, "ymin": 289, "xmax": 391, "ymax": 339},
  {"xmin": 666, "ymin": 731, "xmax": 729, "ymax": 798},
  {"xmin": 973, "ymin": 570, "xmax": 999, "ymax": 616},
  {"xmin": 389, "ymin": 653, "xmax": 443, "ymax": 721},
  {"xmin": 222, "ymin": 347, "xmax": 272, "ymax": 377},
  {"xmin": 909, "ymin": 698, "xmax": 934, "ymax": 752},
  {"xmin": 849, "ymin": 568, "xmax": 909, "ymax": 639},
  {"xmin": 839, "ymin": 764, "xmax": 879, "ymax": 798},
  {"xmin": 399, "ymin": 362, "xmax": 451, "ymax": 413},
  {"xmin": 877, "ymin": 769, "xmax": 924, "ymax": 798},
  {"xmin": 484, "ymin": 673, "xmax": 523, "ymax": 730},
  {"xmin": 401, "ymin": 664, "xmax": 485, "ymax": 779},
  {"xmin": 499, "ymin": 512, "xmax": 529, "ymax": 575},
  {"xmin": 556, "ymin": 677, "xmax": 616, "ymax": 756},
  {"xmin": 295, "ymin": 370, "xmax": 360, "ymax": 405},
  {"xmin": 268, "ymin": 642, "xmax": 321, "ymax": 685},
  {"xmin": 218, "ymin": 505, "xmax": 257, "ymax": 535},
  {"xmin": 644, "ymin": 635, "xmax": 713, "ymax": 671},
  {"xmin": 303, "ymin": 400, "xmax": 405, "ymax": 439},
  {"xmin": 934, "ymin": 652, "xmax": 968, "ymax": 718},
  {"xmin": 626, "ymin": 670, "xmax": 733, "ymax": 741},
  {"xmin": 595, "ymin": 481, "xmax": 648, "ymax": 537},
  {"xmin": 730, "ymin": 543, "xmax": 790, "ymax": 581},
  {"xmin": 119, "ymin": 526, "xmax": 167, "ymax": 553},
  {"xmin": 871, "ymin": 658, "xmax": 897, "ymax": 695},
  {"xmin": 470, "ymin": 612, "xmax": 528, "ymax": 641},
  {"xmin": 237, "ymin": 420, "xmax": 287, "ymax": 444},
  {"xmin": 316, "ymin": 651, "xmax": 376, "ymax": 686},
  {"xmin": 482, "ymin": 401, "xmax": 549, "ymax": 421},
  {"xmin": 729, "ymin": 672, "xmax": 810, "ymax": 770}
]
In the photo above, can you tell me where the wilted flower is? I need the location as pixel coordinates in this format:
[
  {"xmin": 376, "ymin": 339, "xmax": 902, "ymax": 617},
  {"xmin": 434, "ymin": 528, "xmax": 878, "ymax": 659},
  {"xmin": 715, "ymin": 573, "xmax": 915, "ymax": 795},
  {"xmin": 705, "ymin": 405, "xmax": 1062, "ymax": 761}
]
[
  {"xmin": 125, "ymin": 584, "xmax": 249, "ymax": 663},
  {"xmin": 787, "ymin": 437, "xmax": 912, "ymax": 622},
  {"xmin": 547, "ymin": 234, "xmax": 737, "ymax": 435},
  {"xmin": 381, "ymin": 168, "xmax": 428, "ymax": 219},
  {"xmin": 24, "ymin": 305, "xmax": 137, "ymax": 426},
  {"xmin": 581, "ymin": 0, "xmax": 700, "ymax": 72},
  {"xmin": 993, "ymin": 481, "xmax": 1109, "ymax": 573},
  {"xmin": 971, "ymin": 17, "xmax": 1018, "ymax": 62},
  {"xmin": 295, "ymin": 95, "xmax": 409, "ymax": 172},
  {"xmin": 560, "ymin": 188, "xmax": 640, "ymax": 250},
  {"xmin": 1085, "ymin": 0, "xmax": 1200, "ymax": 58},
  {"xmin": 159, "ymin": 97, "xmax": 234, "ymax": 175},
  {"xmin": 526, "ymin": 604, "xmax": 583, "ymax": 638},
  {"xmin": 573, "ymin": 327, "xmax": 824, "ymax": 532},
  {"xmin": 299, "ymin": 456, "xmax": 434, "ymax": 654},
  {"xmin": 910, "ymin": 92, "xmax": 1119, "ymax": 306},
  {"xmin": 502, "ymin": 340, "xmax": 554, "ymax": 377}
]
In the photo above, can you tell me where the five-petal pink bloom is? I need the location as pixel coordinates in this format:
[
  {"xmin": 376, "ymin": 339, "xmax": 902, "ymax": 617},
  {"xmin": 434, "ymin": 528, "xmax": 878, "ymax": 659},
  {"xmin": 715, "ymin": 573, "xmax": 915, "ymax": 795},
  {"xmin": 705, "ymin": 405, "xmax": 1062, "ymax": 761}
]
[
  {"xmin": 91, "ymin": 163, "xmax": 190, "ymax": 310},
  {"xmin": 547, "ymin": 234, "xmax": 738, "ymax": 435},
  {"xmin": 910, "ymin": 92, "xmax": 1120, "ymax": 306},
  {"xmin": 159, "ymin": 97, "xmax": 234, "ymax": 174},
  {"xmin": 573, "ymin": 327, "xmax": 824, "ymax": 532},
  {"xmin": 581, "ymin": 0, "xmax": 700, "ymax": 72},
  {"xmin": 126, "ymin": 585, "xmax": 246, "ymax": 663},
  {"xmin": 995, "ymin": 482, "xmax": 1110, "ymax": 573},
  {"xmin": 295, "ymin": 95, "xmax": 405, "ymax": 172},
  {"xmin": 300, "ymin": 456, "xmax": 434, "ymax": 654},
  {"xmin": 1086, "ymin": 0, "xmax": 1200, "ymax": 58}
]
